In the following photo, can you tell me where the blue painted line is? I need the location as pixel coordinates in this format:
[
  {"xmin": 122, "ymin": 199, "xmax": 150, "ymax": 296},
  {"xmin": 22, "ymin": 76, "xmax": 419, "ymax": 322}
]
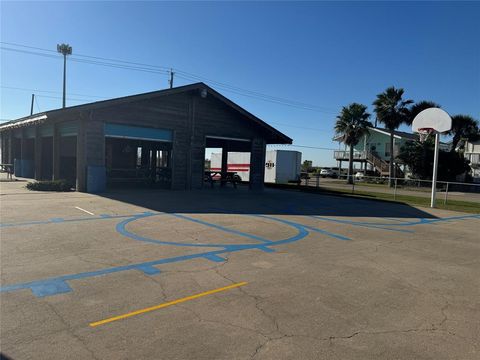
[
  {"xmin": 115, "ymin": 213, "xmax": 229, "ymax": 249},
  {"xmin": 312, "ymin": 214, "xmax": 480, "ymax": 228},
  {"xmin": 281, "ymin": 203, "xmax": 414, "ymax": 233},
  {"xmin": 258, "ymin": 246, "xmax": 276, "ymax": 253},
  {"xmin": 31, "ymin": 280, "xmax": 73, "ymax": 297},
  {"xmin": 209, "ymin": 207, "xmax": 352, "ymax": 241},
  {"xmin": 136, "ymin": 264, "xmax": 161, "ymax": 275},
  {"xmin": 100, "ymin": 214, "xmax": 112, "ymax": 218},
  {"xmin": 1, "ymin": 213, "xmax": 310, "ymax": 297},
  {"xmin": 309, "ymin": 215, "xmax": 414, "ymax": 233},
  {"xmin": 0, "ymin": 213, "xmax": 150, "ymax": 228},
  {"xmin": 203, "ymin": 254, "xmax": 226, "ymax": 262},
  {"xmin": 293, "ymin": 203, "xmax": 480, "ymax": 227},
  {"xmin": 171, "ymin": 213, "xmax": 273, "ymax": 243},
  {"xmin": 257, "ymin": 214, "xmax": 352, "ymax": 241}
]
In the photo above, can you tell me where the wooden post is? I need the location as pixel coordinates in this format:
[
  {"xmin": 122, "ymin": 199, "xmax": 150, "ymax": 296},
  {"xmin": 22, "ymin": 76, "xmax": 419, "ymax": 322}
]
[
  {"xmin": 52, "ymin": 124, "xmax": 60, "ymax": 180},
  {"xmin": 221, "ymin": 145, "xmax": 228, "ymax": 187},
  {"xmin": 76, "ymin": 120, "xmax": 86, "ymax": 191},
  {"xmin": 34, "ymin": 127, "xmax": 42, "ymax": 179},
  {"xmin": 249, "ymin": 138, "xmax": 266, "ymax": 191}
]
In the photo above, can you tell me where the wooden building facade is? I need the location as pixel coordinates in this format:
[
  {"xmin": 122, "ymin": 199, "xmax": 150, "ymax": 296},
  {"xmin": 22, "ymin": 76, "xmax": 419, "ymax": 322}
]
[{"xmin": 0, "ymin": 83, "xmax": 292, "ymax": 192}]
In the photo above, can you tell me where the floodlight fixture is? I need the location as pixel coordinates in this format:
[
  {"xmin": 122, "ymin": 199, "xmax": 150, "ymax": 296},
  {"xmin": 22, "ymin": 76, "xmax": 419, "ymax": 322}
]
[{"xmin": 56, "ymin": 43, "xmax": 73, "ymax": 108}]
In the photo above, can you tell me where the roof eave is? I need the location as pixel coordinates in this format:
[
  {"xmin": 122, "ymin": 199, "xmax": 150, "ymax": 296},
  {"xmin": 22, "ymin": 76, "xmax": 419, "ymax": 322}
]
[{"xmin": 0, "ymin": 114, "xmax": 48, "ymax": 132}]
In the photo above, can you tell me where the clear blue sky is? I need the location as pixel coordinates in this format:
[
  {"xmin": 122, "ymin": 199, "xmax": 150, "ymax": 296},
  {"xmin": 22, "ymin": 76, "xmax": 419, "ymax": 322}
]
[{"xmin": 1, "ymin": 1, "xmax": 479, "ymax": 166}]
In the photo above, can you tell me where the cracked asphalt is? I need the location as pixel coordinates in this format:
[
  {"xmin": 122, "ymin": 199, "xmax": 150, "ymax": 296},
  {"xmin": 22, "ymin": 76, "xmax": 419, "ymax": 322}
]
[{"xmin": 1, "ymin": 181, "xmax": 479, "ymax": 359}]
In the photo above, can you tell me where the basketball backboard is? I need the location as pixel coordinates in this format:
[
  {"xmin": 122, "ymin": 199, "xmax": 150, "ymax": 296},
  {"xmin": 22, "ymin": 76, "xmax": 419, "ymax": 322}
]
[{"xmin": 412, "ymin": 108, "xmax": 452, "ymax": 133}]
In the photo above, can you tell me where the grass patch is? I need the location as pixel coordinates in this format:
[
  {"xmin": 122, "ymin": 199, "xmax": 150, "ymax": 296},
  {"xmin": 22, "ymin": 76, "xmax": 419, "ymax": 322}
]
[
  {"xmin": 26, "ymin": 179, "xmax": 74, "ymax": 192},
  {"xmin": 267, "ymin": 183, "xmax": 480, "ymax": 214}
]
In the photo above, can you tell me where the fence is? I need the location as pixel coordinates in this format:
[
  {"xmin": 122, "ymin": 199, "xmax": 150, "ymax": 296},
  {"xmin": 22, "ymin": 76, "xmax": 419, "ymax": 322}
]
[{"xmin": 301, "ymin": 174, "xmax": 480, "ymax": 206}]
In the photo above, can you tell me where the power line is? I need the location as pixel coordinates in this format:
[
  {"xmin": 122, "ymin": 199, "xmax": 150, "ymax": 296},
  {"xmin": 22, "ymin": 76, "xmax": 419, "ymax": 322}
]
[
  {"xmin": 2, "ymin": 85, "xmax": 332, "ymax": 132},
  {"xmin": 1, "ymin": 85, "xmax": 108, "ymax": 99},
  {"xmin": 0, "ymin": 47, "xmax": 170, "ymax": 76},
  {"xmin": 264, "ymin": 121, "xmax": 329, "ymax": 132},
  {"xmin": 35, "ymin": 96, "xmax": 41, "ymax": 112},
  {"xmin": 269, "ymin": 144, "xmax": 337, "ymax": 151},
  {"xmin": 1, "ymin": 41, "xmax": 340, "ymax": 114},
  {"xmin": 35, "ymin": 94, "xmax": 97, "ymax": 102},
  {"xmin": 0, "ymin": 41, "xmax": 171, "ymax": 70},
  {"xmin": 178, "ymin": 72, "xmax": 338, "ymax": 112}
]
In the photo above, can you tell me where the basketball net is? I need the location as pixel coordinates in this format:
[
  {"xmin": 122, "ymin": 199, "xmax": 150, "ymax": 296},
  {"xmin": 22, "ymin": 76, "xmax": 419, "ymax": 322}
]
[{"xmin": 418, "ymin": 127, "xmax": 435, "ymax": 143}]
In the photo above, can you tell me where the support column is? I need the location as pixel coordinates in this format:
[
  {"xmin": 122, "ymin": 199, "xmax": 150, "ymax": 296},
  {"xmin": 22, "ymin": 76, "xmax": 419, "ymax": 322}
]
[
  {"xmin": 20, "ymin": 129, "xmax": 24, "ymax": 161},
  {"xmin": 0, "ymin": 132, "xmax": 4, "ymax": 164},
  {"xmin": 53, "ymin": 124, "xmax": 60, "ymax": 180},
  {"xmin": 8, "ymin": 131, "xmax": 13, "ymax": 164},
  {"xmin": 76, "ymin": 120, "xmax": 86, "ymax": 191},
  {"xmin": 249, "ymin": 138, "xmax": 266, "ymax": 191},
  {"xmin": 221, "ymin": 145, "xmax": 228, "ymax": 187},
  {"xmin": 151, "ymin": 148, "xmax": 157, "ymax": 181},
  {"xmin": 34, "ymin": 127, "xmax": 42, "ymax": 180},
  {"xmin": 19, "ymin": 129, "xmax": 28, "ymax": 177}
]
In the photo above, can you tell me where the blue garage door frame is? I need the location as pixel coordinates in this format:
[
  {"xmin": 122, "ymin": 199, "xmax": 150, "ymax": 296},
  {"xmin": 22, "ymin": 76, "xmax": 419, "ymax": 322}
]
[{"xmin": 105, "ymin": 123, "xmax": 173, "ymax": 142}]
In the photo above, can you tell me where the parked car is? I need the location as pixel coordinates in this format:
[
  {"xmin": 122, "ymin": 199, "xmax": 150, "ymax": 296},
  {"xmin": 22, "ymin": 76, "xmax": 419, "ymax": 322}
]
[
  {"xmin": 320, "ymin": 169, "xmax": 336, "ymax": 178},
  {"xmin": 354, "ymin": 172, "xmax": 364, "ymax": 180}
]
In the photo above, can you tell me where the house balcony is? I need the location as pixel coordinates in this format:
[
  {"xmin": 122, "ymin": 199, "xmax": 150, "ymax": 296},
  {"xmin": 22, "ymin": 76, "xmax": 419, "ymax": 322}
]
[
  {"xmin": 334, "ymin": 150, "xmax": 367, "ymax": 161},
  {"xmin": 465, "ymin": 153, "xmax": 480, "ymax": 168}
]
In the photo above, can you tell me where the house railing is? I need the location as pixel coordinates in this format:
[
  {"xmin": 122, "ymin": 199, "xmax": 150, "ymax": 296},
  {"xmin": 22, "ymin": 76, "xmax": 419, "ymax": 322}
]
[
  {"xmin": 465, "ymin": 153, "xmax": 480, "ymax": 167},
  {"xmin": 333, "ymin": 150, "xmax": 367, "ymax": 160},
  {"xmin": 334, "ymin": 150, "xmax": 404, "ymax": 177}
]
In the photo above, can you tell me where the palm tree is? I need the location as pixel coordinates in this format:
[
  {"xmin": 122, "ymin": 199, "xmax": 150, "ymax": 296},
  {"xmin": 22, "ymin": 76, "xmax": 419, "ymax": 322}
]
[
  {"xmin": 373, "ymin": 87, "xmax": 413, "ymax": 186},
  {"xmin": 335, "ymin": 103, "xmax": 372, "ymax": 184},
  {"xmin": 408, "ymin": 101, "xmax": 441, "ymax": 123},
  {"xmin": 447, "ymin": 115, "xmax": 479, "ymax": 151}
]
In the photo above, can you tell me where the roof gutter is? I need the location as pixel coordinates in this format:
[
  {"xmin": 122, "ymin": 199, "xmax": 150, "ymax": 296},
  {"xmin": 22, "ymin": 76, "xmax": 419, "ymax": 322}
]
[{"xmin": 0, "ymin": 114, "xmax": 48, "ymax": 132}]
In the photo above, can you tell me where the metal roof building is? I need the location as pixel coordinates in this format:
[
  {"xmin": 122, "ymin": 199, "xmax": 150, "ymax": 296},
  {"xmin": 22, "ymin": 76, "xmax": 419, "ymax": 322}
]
[{"xmin": 0, "ymin": 83, "xmax": 292, "ymax": 192}]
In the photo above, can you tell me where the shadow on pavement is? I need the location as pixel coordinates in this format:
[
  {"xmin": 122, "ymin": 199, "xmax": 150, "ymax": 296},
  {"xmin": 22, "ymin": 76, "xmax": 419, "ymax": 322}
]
[{"xmin": 98, "ymin": 184, "xmax": 436, "ymax": 219}]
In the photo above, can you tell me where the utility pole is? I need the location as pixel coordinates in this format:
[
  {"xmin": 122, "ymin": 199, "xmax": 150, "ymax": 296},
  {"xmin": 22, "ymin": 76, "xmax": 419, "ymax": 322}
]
[
  {"xmin": 57, "ymin": 43, "xmax": 72, "ymax": 108},
  {"xmin": 169, "ymin": 68, "xmax": 175, "ymax": 89},
  {"xmin": 30, "ymin": 94, "xmax": 35, "ymax": 115}
]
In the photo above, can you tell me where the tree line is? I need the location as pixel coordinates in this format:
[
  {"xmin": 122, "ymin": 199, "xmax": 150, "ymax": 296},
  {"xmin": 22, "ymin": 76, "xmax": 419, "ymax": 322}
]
[{"xmin": 334, "ymin": 86, "xmax": 479, "ymax": 185}]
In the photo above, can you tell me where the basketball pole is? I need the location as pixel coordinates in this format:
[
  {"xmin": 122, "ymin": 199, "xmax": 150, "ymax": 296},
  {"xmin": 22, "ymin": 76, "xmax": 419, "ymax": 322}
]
[{"xmin": 431, "ymin": 132, "xmax": 440, "ymax": 208}]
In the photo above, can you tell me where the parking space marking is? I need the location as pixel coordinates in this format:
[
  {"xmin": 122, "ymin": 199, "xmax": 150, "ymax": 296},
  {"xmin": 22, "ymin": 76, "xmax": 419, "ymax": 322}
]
[
  {"xmin": 75, "ymin": 206, "xmax": 95, "ymax": 216},
  {"xmin": 89, "ymin": 281, "xmax": 248, "ymax": 327},
  {"xmin": 2, "ymin": 208, "xmax": 477, "ymax": 298}
]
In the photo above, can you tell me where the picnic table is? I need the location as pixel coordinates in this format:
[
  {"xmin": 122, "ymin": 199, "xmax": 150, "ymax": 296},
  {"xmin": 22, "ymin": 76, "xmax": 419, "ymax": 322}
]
[
  {"xmin": 204, "ymin": 170, "xmax": 238, "ymax": 188},
  {"xmin": 0, "ymin": 164, "xmax": 14, "ymax": 180}
]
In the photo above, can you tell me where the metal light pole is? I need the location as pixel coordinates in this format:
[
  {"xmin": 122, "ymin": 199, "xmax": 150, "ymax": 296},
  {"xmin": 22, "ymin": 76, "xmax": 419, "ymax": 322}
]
[{"xmin": 57, "ymin": 44, "xmax": 72, "ymax": 108}]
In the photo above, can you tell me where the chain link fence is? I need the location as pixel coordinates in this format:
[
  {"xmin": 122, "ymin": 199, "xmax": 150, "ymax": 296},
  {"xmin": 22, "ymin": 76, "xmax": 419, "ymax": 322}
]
[{"xmin": 301, "ymin": 174, "xmax": 480, "ymax": 206}]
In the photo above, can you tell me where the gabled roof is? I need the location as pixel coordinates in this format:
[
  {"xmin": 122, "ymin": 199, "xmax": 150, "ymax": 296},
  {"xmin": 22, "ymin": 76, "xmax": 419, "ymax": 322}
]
[
  {"xmin": 367, "ymin": 127, "xmax": 419, "ymax": 140},
  {"xmin": 333, "ymin": 126, "xmax": 418, "ymax": 142},
  {"xmin": 0, "ymin": 82, "xmax": 292, "ymax": 144}
]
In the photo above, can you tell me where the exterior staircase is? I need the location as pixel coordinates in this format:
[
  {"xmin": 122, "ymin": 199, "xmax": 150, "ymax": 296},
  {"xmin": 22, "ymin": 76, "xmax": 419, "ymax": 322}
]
[
  {"xmin": 366, "ymin": 151, "xmax": 404, "ymax": 178},
  {"xmin": 333, "ymin": 150, "xmax": 405, "ymax": 178}
]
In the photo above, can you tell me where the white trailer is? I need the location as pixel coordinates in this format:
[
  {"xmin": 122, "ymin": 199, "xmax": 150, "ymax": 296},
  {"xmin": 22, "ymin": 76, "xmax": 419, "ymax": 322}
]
[{"xmin": 210, "ymin": 150, "xmax": 301, "ymax": 184}]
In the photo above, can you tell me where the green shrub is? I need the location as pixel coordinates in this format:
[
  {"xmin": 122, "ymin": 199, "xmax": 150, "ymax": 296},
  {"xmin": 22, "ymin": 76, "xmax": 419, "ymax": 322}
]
[{"xmin": 26, "ymin": 179, "xmax": 73, "ymax": 192}]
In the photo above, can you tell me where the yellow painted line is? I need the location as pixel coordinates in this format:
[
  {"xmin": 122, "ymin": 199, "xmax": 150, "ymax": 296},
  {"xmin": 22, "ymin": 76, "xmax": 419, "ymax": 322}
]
[{"xmin": 89, "ymin": 281, "xmax": 248, "ymax": 327}]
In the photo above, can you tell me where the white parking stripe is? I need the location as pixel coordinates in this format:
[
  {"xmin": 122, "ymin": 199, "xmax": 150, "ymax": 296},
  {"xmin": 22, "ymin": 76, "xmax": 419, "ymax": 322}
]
[{"xmin": 75, "ymin": 206, "xmax": 95, "ymax": 216}]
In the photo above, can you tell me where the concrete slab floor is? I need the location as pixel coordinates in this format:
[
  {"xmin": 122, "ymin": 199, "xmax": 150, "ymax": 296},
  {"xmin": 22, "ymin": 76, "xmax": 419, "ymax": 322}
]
[{"xmin": 0, "ymin": 181, "xmax": 479, "ymax": 359}]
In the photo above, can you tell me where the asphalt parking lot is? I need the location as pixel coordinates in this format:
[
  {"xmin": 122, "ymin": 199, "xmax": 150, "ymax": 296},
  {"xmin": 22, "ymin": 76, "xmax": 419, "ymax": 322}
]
[{"xmin": 1, "ymin": 181, "xmax": 479, "ymax": 360}]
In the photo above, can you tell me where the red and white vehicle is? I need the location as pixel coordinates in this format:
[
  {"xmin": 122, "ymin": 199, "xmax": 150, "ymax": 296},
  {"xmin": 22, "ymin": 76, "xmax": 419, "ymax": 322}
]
[{"xmin": 210, "ymin": 150, "xmax": 301, "ymax": 184}]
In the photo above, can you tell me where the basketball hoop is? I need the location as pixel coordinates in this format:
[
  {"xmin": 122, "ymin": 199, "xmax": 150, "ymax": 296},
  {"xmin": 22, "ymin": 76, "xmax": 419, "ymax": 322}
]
[
  {"xmin": 412, "ymin": 108, "xmax": 452, "ymax": 208},
  {"xmin": 417, "ymin": 127, "xmax": 435, "ymax": 143}
]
